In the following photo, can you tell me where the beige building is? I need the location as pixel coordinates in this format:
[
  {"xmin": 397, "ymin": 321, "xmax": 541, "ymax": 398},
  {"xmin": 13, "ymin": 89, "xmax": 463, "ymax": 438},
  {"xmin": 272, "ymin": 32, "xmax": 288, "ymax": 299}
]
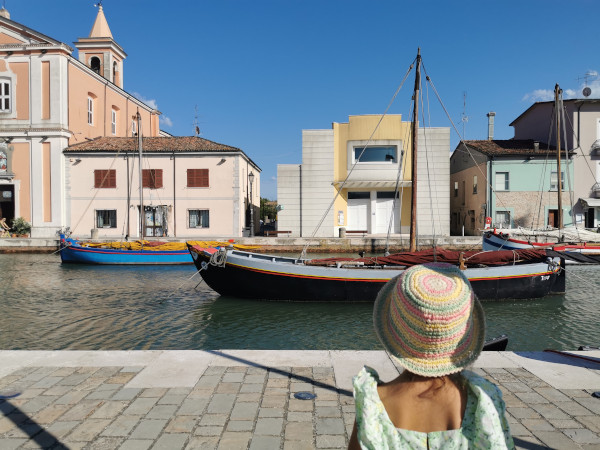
[
  {"xmin": 277, "ymin": 115, "xmax": 450, "ymax": 237},
  {"xmin": 0, "ymin": 6, "xmax": 159, "ymax": 237},
  {"xmin": 64, "ymin": 137, "xmax": 260, "ymax": 238}
]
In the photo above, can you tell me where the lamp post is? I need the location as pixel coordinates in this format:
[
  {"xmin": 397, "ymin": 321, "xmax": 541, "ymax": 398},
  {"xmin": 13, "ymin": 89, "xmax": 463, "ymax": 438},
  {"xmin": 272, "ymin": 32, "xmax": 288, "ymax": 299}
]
[{"xmin": 249, "ymin": 171, "xmax": 255, "ymax": 237}]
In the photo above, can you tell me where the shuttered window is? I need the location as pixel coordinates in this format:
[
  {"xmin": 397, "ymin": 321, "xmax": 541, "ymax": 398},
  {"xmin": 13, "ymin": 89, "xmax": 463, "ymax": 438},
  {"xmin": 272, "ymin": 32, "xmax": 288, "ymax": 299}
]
[
  {"xmin": 94, "ymin": 169, "xmax": 116, "ymax": 188},
  {"xmin": 187, "ymin": 169, "xmax": 209, "ymax": 187},
  {"xmin": 0, "ymin": 80, "xmax": 11, "ymax": 112},
  {"xmin": 142, "ymin": 169, "xmax": 163, "ymax": 189}
]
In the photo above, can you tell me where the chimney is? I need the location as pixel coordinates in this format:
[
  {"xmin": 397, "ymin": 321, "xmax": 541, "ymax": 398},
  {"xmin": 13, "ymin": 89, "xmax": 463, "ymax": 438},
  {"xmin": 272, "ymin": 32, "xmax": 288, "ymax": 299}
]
[
  {"xmin": 0, "ymin": 7, "xmax": 10, "ymax": 19},
  {"xmin": 487, "ymin": 112, "xmax": 496, "ymax": 141}
]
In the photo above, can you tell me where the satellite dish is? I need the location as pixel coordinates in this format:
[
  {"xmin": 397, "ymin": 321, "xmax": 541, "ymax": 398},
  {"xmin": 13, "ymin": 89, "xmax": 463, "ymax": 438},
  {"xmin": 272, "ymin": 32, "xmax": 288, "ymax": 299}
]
[{"xmin": 583, "ymin": 87, "xmax": 592, "ymax": 97}]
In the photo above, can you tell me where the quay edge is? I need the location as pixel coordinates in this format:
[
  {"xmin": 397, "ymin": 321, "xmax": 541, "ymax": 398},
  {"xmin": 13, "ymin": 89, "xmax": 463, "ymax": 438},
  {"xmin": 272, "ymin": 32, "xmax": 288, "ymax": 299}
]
[{"xmin": 0, "ymin": 236, "xmax": 484, "ymax": 254}]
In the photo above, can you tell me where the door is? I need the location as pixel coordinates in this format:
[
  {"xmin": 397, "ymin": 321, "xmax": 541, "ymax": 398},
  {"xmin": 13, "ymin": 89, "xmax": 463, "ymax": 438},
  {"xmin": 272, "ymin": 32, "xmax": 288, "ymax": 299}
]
[
  {"xmin": 0, "ymin": 185, "xmax": 15, "ymax": 228},
  {"xmin": 143, "ymin": 205, "xmax": 168, "ymax": 237},
  {"xmin": 375, "ymin": 192, "xmax": 400, "ymax": 234},
  {"xmin": 347, "ymin": 193, "xmax": 369, "ymax": 231},
  {"xmin": 548, "ymin": 209, "xmax": 558, "ymax": 228}
]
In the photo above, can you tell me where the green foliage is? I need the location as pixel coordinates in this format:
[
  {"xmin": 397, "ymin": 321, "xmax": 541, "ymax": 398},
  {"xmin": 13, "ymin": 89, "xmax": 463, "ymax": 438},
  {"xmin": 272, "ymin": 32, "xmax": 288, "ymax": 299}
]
[
  {"xmin": 260, "ymin": 197, "xmax": 278, "ymax": 221},
  {"xmin": 11, "ymin": 217, "xmax": 31, "ymax": 235}
]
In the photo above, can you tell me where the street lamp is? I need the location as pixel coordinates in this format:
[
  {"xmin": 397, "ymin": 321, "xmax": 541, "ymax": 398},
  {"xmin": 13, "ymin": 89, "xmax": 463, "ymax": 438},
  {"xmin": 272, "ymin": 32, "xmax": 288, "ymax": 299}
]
[{"xmin": 249, "ymin": 171, "xmax": 255, "ymax": 237}]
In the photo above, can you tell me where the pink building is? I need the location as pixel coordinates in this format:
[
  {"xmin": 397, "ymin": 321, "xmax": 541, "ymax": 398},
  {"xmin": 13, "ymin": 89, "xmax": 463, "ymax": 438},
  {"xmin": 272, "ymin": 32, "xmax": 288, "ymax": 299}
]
[
  {"xmin": 65, "ymin": 136, "xmax": 260, "ymax": 238},
  {"xmin": 0, "ymin": 6, "xmax": 259, "ymax": 238}
]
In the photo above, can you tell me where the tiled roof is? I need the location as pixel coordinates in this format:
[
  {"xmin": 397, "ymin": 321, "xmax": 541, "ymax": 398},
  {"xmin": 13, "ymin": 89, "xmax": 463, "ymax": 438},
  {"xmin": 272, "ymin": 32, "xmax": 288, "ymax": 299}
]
[
  {"xmin": 459, "ymin": 139, "xmax": 573, "ymax": 157},
  {"xmin": 64, "ymin": 136, "xmax": 242, "ymax": 153}
]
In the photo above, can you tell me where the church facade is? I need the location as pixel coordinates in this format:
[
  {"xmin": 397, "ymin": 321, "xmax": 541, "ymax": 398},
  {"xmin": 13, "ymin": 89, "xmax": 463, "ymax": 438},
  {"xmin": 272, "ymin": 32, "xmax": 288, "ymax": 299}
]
[{"xmin": 0, "ymin": 6, "xmax": 160, "ymax": 237}]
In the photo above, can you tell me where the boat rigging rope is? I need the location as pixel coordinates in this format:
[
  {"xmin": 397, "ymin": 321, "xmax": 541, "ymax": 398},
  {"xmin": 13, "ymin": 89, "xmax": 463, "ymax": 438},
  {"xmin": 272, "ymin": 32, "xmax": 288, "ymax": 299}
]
[
  {"xmin": 158, "ymin": 248, "xmax": 228, "ymax": 303},
  {"xmin": 423, "ymin": 65, "xmax": 515, "ymax": 225},
  {"xmin": 298, "ymin": 57, "xmax": 417, "ymax": 260}
]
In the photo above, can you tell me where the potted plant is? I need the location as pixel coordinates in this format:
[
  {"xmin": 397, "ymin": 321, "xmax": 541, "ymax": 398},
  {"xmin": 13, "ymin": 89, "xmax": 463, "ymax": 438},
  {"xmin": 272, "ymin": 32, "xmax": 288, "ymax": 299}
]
[{"xmin": 11, "ymin": 217, "xmax": 31, "ymax": 237}]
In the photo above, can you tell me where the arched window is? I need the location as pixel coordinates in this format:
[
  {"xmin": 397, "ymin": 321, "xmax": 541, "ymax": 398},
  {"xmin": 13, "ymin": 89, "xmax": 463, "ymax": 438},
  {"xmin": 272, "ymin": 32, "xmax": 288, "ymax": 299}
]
[
  {"xmin": 113, "ymin": 62, "xmax": 117, "ymax": 82},
  {"xmin": 90, "ymin": 57, "xmax": 101, "ymax": 74}
]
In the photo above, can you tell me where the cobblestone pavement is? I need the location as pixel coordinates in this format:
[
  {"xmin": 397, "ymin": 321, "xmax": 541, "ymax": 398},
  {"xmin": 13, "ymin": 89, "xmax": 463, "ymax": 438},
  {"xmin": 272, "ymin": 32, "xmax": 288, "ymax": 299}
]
[{"xmin": 0, "ymin": 351, "xmax": 599, "ymax": 449}]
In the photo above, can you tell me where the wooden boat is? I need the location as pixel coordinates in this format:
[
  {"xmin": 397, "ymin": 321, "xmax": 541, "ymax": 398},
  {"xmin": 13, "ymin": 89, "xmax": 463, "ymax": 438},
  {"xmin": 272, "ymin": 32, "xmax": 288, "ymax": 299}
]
[
  {"xmin": 59, "ymin": 234, "xmax": 257, "ymax": 265},
  {"xmin": 189, "ymin": 49, "xmax": 566, "ymax": 301},
  {"xmin": 189, "ymin": 245, "xmax": 564, "ymax": 301},
  {"xmin": 483, "ymin": 227, "xmax": 600, "ymax": 255},
  {"xmin": 482, "ymin": 334, "xmax": 509, "ymax": 352},
  {"xmin": 60, "ymin": 234, "xmax": 192, "ymax": 264}
]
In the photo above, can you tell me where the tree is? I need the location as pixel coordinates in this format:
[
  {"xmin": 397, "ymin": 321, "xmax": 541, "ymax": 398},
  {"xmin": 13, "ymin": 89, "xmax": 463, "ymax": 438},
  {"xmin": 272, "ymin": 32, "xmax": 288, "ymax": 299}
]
[{"xmin": 260, "ymin": 198, "xmax": 278, "ymax": 221}]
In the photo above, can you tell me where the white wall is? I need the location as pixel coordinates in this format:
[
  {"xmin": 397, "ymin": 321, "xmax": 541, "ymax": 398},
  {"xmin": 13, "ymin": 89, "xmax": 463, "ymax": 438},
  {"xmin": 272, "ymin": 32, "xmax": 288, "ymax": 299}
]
[{"xmin": 416, "ymin": 127, "xmax": 450, "ymax": 237}]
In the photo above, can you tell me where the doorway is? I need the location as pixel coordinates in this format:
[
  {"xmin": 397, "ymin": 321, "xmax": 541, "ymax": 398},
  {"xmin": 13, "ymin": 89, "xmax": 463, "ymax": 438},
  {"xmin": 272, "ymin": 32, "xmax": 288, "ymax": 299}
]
[
  {"xmin": 547, "ymin": 209, "xmax": 560, "ymax": 228},
  {"xmin": 0, "ymin": 185, "xmax": 15, "ymax": 226},
  {"xmin": 141, "ymin": 205, "xmax": 168, "ymax": 237}
]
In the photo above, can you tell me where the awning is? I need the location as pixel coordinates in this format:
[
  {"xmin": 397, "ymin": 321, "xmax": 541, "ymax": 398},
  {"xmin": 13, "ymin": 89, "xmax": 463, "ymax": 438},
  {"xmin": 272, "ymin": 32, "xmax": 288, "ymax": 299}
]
[
  {"xmin": 332, "ymin": 180, "xmax": 412, "ymax": 189},
  {"xmin": 580, "ymin": 198, "xmax": 600, "ymax": 207}
]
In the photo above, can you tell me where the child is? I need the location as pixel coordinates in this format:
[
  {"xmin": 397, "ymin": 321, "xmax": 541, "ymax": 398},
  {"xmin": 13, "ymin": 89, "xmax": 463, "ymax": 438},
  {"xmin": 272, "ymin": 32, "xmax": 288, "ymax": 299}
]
[{"xmin": 348, "ymin": 263, "xmax": 514, "ymax": 449}]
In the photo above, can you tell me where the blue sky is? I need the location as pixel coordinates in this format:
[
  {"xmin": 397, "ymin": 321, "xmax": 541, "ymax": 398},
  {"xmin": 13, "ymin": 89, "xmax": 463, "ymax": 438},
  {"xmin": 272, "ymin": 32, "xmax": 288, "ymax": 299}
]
[{"xmin": 7, "ymin": 0, "xmax": 600, "ymax": 199}]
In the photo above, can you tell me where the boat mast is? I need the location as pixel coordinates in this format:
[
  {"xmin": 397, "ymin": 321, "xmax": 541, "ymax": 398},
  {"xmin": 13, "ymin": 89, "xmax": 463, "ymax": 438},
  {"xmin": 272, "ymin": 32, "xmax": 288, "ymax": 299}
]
[
  {"xmin": 555, "ymin": 84, "xmax": 563, "ymax": 232},
  {"xmin": 409, "ymin": 49, "xmax": 421, "ymax": 252},
  {"xmin": 137, "ymin": 111, "xmax": 144, "ymax": 238}
]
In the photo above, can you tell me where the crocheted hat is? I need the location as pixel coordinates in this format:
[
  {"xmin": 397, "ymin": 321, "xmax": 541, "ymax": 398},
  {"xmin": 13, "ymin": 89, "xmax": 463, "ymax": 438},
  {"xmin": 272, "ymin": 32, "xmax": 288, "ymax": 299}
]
[{"xmin": 373, "ymin": 262, "xmax": 485, "ymax": 377}]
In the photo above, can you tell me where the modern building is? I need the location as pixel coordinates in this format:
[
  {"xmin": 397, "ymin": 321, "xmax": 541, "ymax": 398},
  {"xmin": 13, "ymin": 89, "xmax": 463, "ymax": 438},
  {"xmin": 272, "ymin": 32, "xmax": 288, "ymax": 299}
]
[
  {"xmin": 0, "ymin": 5, "xmax": 160, "ymax": 237},
  {"xmin": 450, "ymin": 139, "xmax": 573, "ymax": 236},
  {"xmin": 277, "ymin": 115, "xmax": 450, "ymax": 238},
  {"xmin": 64, "ymin": 136, "xmax": 260, "ymax": 238},
  {"xmin": 511, "ymin": 98, "xmax": 600, "ymax": 228}
]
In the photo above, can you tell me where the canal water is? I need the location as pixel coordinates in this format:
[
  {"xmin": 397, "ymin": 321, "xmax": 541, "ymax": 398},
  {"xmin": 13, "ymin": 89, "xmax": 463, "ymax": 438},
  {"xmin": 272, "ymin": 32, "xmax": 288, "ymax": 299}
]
[{"xmin": 0, "ymin": 254, "xmax": 598, "ymax": 351}]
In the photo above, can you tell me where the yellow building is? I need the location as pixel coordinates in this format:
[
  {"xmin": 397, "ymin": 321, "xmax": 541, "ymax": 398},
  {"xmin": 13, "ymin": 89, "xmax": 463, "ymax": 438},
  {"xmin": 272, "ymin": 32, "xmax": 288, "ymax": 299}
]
[{"xmin": 277, "ymin": 115, "xmax": 450, "ymax": 238}]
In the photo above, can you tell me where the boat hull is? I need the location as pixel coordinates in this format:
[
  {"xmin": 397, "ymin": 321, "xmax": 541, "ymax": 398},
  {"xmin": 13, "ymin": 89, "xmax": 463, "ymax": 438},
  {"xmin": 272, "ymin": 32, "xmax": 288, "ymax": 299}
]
[
  {"xmin": 60, "ymin": 236, "xmax": 192, "ymax": 265},
  {"xmin": 190, "ymin": 247, "xmax": 564, "ymax": 301}
]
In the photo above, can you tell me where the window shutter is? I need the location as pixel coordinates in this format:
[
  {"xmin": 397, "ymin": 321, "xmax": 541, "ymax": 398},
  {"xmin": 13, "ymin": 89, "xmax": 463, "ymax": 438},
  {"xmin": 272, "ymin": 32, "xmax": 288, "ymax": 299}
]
[
  {"xmin": 94, "ymin": 169, "xmax": 116, "ymax": 188},
  {"xmin": 187, "ymin": 169, "xmax": 209, "ymax": 187},
  {"xmin": 94, "ymin": 170, "xmax": 102, "ymax": 188},
  {"xmin": 154, "ymin": 169, "xmax": 163, "ymax": 188}
]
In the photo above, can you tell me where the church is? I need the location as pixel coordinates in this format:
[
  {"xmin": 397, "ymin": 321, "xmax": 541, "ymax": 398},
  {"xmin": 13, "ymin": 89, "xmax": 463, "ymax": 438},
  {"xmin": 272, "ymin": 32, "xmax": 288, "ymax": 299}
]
[{"xmin": 0, "ymin": 5, "xmax": 259, "ymax": 239}]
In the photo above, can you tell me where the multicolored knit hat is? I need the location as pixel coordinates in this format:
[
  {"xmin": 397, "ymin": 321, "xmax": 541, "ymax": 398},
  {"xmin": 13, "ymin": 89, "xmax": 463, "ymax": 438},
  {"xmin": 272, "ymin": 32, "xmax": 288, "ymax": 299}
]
[{"xmin": 373, "ymin": 262, "xmax": 485, "ymax": 377}]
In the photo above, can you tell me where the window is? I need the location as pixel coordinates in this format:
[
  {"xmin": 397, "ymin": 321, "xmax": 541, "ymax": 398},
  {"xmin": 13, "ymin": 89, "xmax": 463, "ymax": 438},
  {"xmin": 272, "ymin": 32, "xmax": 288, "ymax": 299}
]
[
  {"xmin": 495, "ymin": 172, "xmax": 509, "ymax": 191},
  {"xmin": 376, "ymin": 191, "xmax": 399, "ymax": 199},
  {"xmin": 131, "ymin": 119, "xmax": 137, "ymax": 136},
  {"xmin": 90, "ymin": 56, "xmax": 101, "ymax": 74},
  {"xmin": 454, "ymin": 181, "xmax": 458, "ymax": 197},
  {"xmin": 473, "ymin": 175, "xmax": 478, "ymax": 194},
  {"xmin": 187, "ymin": 169, "xmax": 209, "ymax": 187},
  {"xmin": 87, "ymin": 97, "xmax": 94, "ymax": 125},
  {"xmin": 0, "ymin": 80, "xmax": 11, "ymax": 112},
  {"xmin": 94, "ymin": 169, "xmax": 116, "ymax": 188},
  {"xmin": 96, "ymin": 210, "xmax": 116, "ymax": 228},
  {"xmin": 189, "ymin": 209, "xmax": 209, "ymax": 228},
  {"xmin": 495, "ymin": 210, "xmax": 511, "ymax": 228},
  {"xmin": 353, "ymin": 146, "xmax": 397, "ymax": 163},
  {"xmin": 550, "ymin": 171, "xmax": 565, "ymax": 191},
  {"xmin": 142, "ymin": 169, "xmax": 163, "ymax": 189},
  {"xmin": 111, "ymin": 109, "xmax": 117, "ymax": 135},
  {"xmin": 348, "ymin": 191, "xmax": 370, "ymax": 199}
]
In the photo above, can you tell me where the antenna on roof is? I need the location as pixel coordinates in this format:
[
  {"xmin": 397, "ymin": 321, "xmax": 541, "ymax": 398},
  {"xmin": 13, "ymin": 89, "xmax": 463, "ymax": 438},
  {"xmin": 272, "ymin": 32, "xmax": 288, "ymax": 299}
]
[
  {"xmin": 461, "ymin": 91, "xmax": 469, "ymax": 138},
  {"xmin": 578, "ymin": 71, "xmax": 597, "ymax": 97},
  {"xmin": 193, "ymin": 105, "xmax": 200, "ymax": 137}
]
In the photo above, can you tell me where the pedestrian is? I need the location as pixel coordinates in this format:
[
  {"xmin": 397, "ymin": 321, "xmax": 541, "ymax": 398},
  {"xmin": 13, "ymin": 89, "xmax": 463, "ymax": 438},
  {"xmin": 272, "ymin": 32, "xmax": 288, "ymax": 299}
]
[{"xmin": 348, "ymin": 262, "xmax": 514, "ymax": 449}]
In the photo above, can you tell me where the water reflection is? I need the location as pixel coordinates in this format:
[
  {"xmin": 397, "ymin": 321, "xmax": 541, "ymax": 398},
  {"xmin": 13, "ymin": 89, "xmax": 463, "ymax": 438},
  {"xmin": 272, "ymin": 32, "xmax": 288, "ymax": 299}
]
[{"xmin": 0, "ymin": 254, "xmax": 598, "ymax": 351}]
